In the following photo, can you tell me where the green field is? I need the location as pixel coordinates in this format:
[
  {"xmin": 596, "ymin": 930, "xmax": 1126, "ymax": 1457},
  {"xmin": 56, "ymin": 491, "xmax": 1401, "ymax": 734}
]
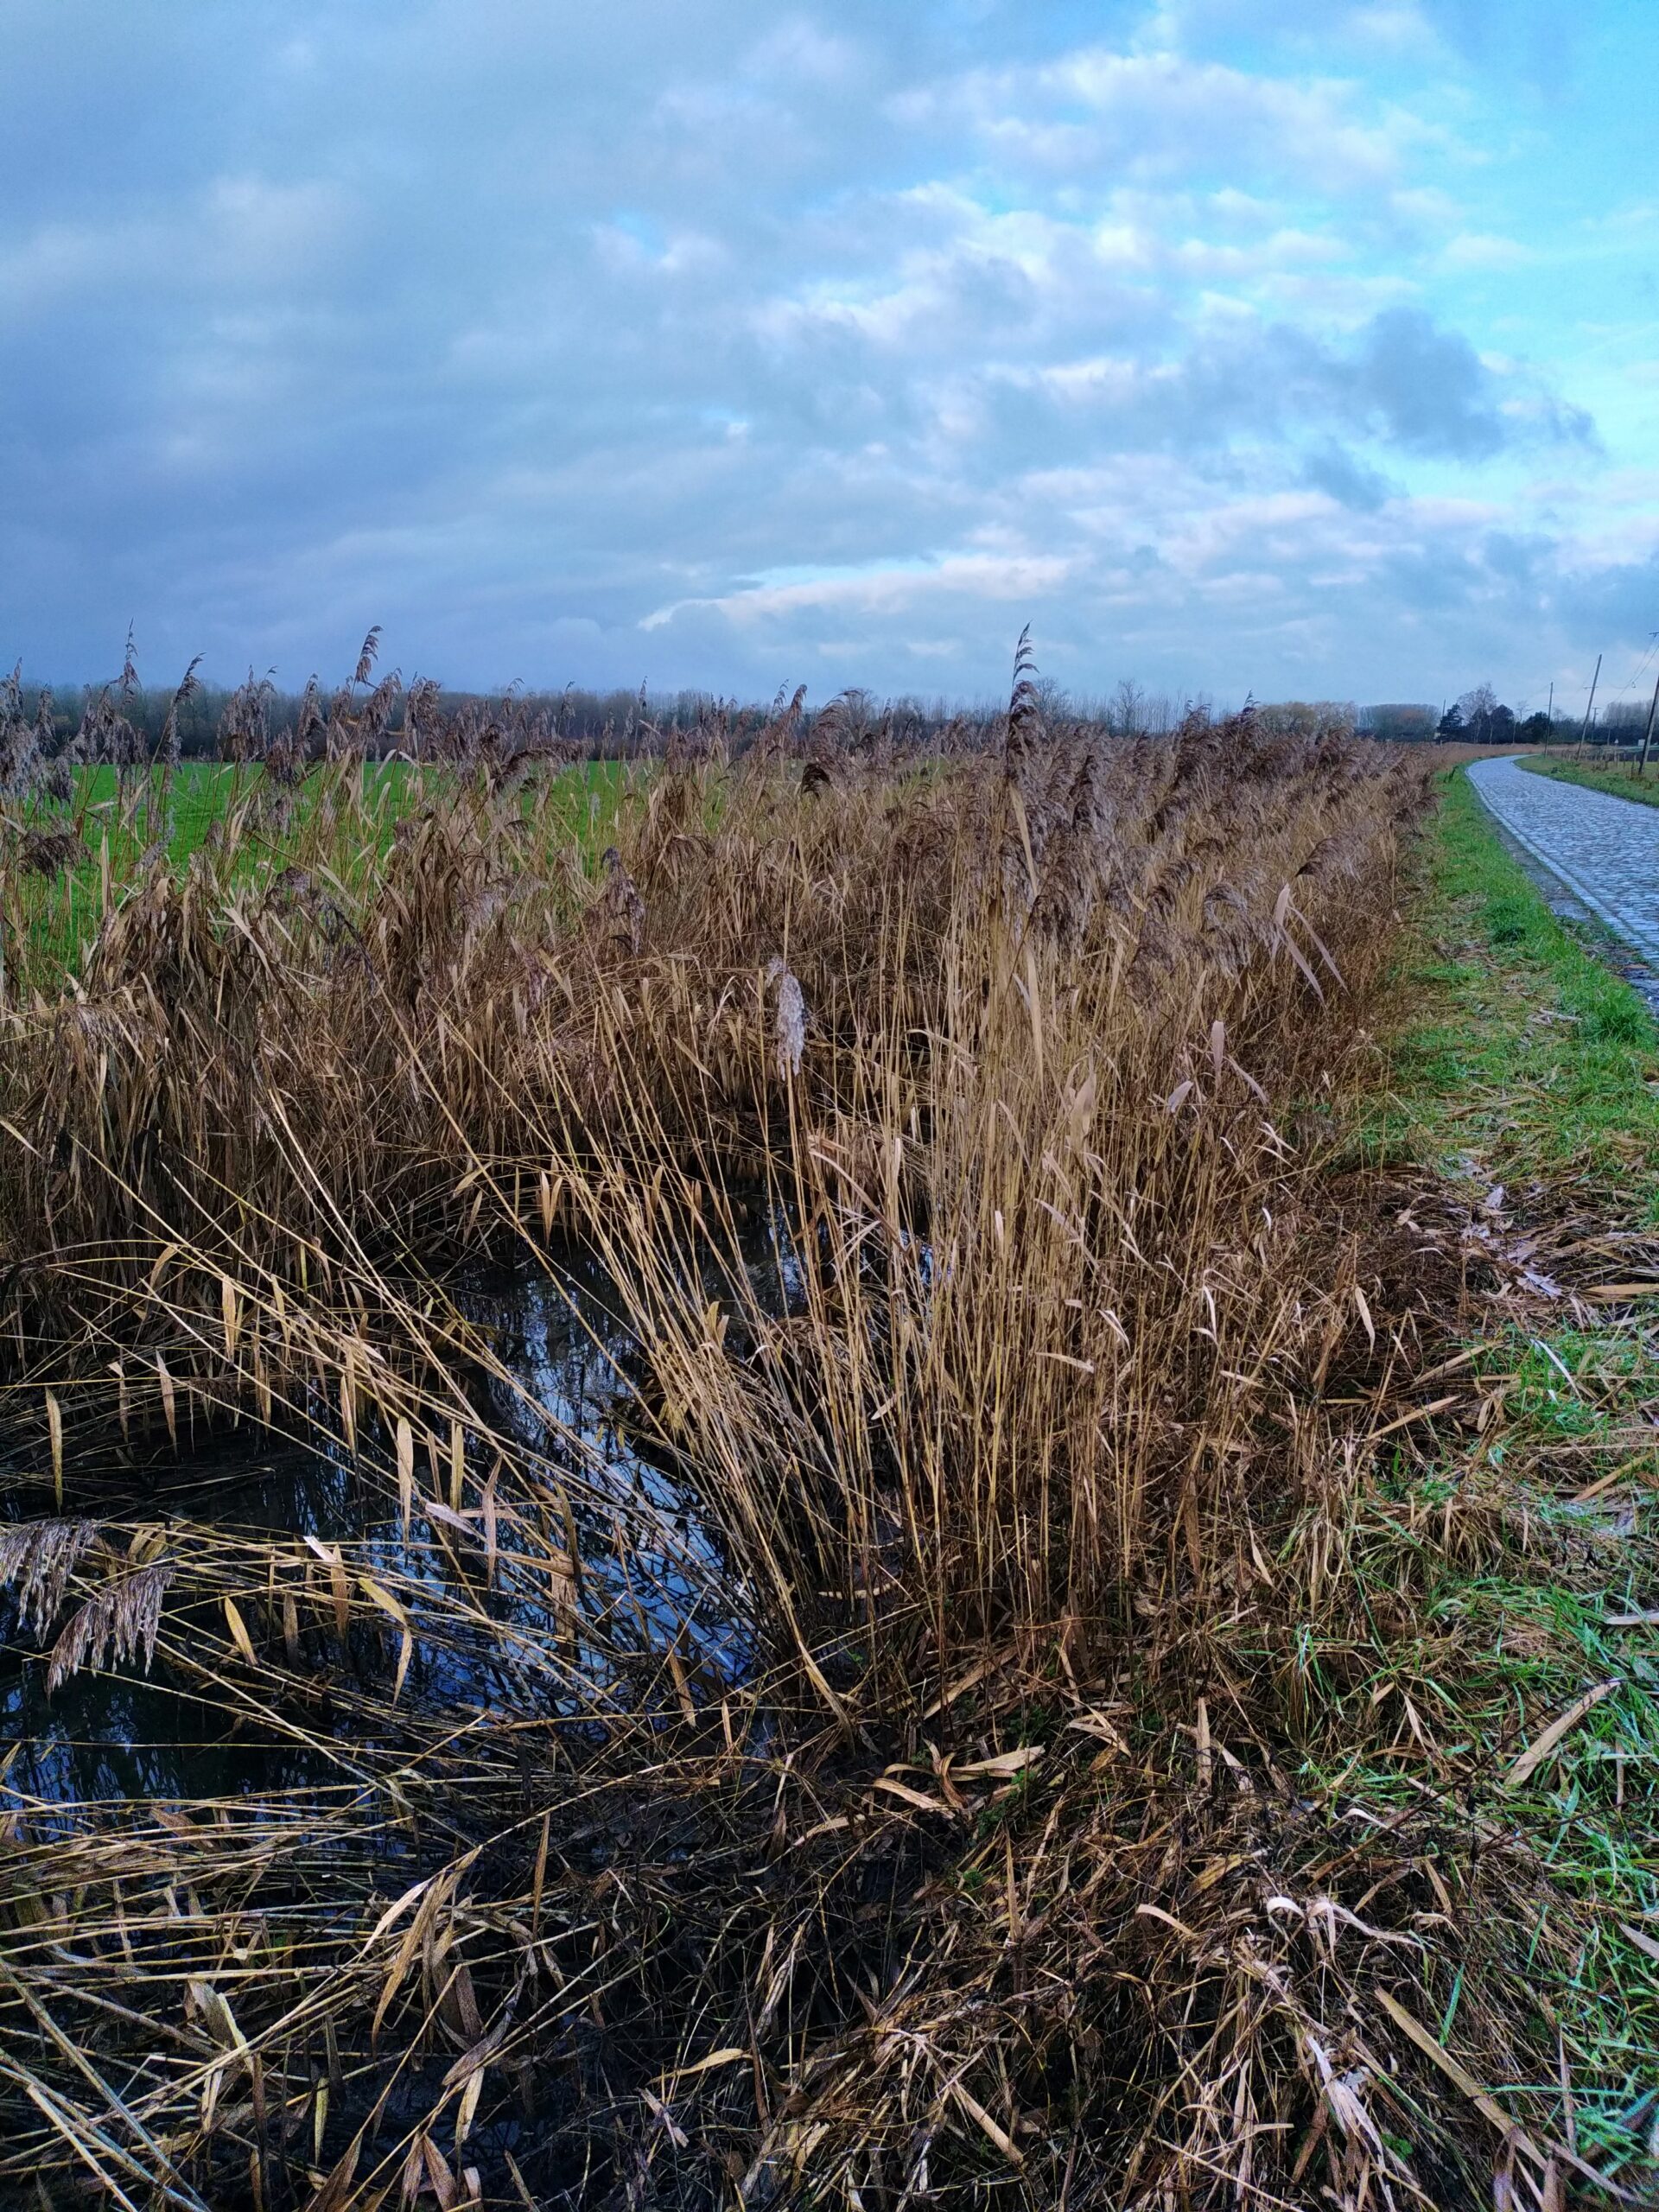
[
  {"xmin": 69, "ymin": 755, "xmax": 634, "ymax": 860},
  {"xmin": 2, "ymin": 757, "xmax": 638, "ymax": 994}
]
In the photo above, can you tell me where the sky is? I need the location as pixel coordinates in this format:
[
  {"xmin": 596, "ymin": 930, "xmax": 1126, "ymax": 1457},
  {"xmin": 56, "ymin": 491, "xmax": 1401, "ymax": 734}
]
[{"xmin": 3, "ymin": 0, "xmax": 1658, "ymax": 715}]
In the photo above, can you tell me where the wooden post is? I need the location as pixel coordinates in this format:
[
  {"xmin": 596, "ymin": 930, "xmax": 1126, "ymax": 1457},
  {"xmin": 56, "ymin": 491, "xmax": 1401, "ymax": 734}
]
[
  {"xmin": 1578, "ymin": 653, "xmax": 1601, "ymax": 757},
  {"xmin": 1639, "ymin": 666, "xmax": 1659, "ymax": 779}
]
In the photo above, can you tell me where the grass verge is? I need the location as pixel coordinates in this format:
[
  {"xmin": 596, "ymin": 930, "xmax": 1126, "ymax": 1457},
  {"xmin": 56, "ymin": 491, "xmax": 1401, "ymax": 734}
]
[
  {"xmin": 1518, "ymin": 755, "xmax": 1659, "ymax": 810},
  {"xmin": 1304, "ymin": 766, "xmax": 1659, "ymax": 2189},
  {"xmin": 1380, "ymin": 766, "xmax": 1659, "ymax": 1205}
]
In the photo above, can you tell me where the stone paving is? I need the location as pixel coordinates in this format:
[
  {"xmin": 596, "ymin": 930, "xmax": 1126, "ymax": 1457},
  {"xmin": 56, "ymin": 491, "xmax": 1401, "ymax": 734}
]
[{"xmin": 1465, "ymin": 754, "xmax": 1659, "ymax": 965}]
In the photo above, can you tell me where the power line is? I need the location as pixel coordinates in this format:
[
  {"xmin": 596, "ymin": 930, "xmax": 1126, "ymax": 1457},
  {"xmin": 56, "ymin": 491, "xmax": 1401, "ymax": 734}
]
[{"xmin": 1608, "ymin": 630, "xmax": 1659, "ymax": 698}]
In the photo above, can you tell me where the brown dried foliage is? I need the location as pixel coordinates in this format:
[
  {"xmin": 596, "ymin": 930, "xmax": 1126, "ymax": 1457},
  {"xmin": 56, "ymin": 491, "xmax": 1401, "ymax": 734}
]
[{"xmin": 0, "ymin": 705, "xmax": 1587, "ymax": 2210}]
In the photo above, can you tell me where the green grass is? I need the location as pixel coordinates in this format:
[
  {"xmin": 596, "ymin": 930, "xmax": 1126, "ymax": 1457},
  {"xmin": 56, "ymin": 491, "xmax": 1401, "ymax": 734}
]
[
  {"xmin": 1282, "ymin": 1375, "xmax": 1659, "ymax": 2177},
  {"xmin": 1376, "ymin": 769, "xmax": 1659, "ymax": 1211},
  {"xmin": 71, "ymin": 756, "xmax": 632, "ymax": 865},
  {"xmin": 1300, "ymin": 771, "xmax": 1659, "ymax": 2183},
  {"xmin": 3, "ymin": 758, "xmax": 637, "ymax": 993},
  {"xmin": 1518, "ymin": 753, "xmax": 1659, "ymax": 810}
]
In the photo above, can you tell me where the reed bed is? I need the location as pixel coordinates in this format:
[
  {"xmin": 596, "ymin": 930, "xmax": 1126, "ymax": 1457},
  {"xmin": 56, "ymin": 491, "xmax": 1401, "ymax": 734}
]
[{"xmin": 0, "ymin": 673, "xmax": 1609, "ymax": 2208}]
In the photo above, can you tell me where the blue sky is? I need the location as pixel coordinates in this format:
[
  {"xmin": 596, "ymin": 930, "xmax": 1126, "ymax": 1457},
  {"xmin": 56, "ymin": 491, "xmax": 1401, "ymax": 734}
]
[{"xmin": 3, "ymin": 0, "xmax": 1658, "ymax": 712}]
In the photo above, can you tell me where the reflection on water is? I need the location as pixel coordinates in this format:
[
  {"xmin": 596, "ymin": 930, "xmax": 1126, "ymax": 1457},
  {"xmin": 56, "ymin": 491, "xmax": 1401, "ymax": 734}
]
[
  {"xmin": 0, "ymin": 1664, "xmax": 353, "ymax": 1807},
  {"xmin": 0, "ymin": 1440, "xmax": 383, "ymax": 1815},
  {"xmin": 2, "ymin": 1219, "xmax": 801, "ymax": 1815}
]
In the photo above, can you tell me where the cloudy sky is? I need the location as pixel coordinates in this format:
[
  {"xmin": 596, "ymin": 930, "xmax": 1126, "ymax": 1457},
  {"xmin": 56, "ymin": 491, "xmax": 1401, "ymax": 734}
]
[{"xmin": 3, "ymin": 0, "xmax": 1657, "ymax": 711}]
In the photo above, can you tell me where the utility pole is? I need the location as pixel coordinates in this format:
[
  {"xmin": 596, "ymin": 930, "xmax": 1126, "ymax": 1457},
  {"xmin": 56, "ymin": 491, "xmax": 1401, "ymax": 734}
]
[
  {"xmin": 1639, "ymin": 663, "xmax": 1659, "ymax": 779},
  {"xmin": 1578, "ymin": 653, "xmax": 1601, "ymax": 756}
]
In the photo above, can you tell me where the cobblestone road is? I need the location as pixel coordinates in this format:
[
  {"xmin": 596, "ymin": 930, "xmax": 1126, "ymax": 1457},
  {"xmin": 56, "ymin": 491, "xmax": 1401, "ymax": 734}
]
[{"xmin": 1465, "ymin": 754, "xmax": 1659, "ymax": 964}]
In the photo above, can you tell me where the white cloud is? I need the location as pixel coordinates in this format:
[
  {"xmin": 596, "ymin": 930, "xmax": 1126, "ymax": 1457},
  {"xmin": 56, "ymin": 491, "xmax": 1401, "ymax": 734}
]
[
  {"xmin": 900, "ymin": 44, "xmax": 1441, "ymax": 195},
  {"xmin": 1439, "ymin": 232, "xmax": 1535, "ymax": 271},
  {"xmin": 0, "ymin": 0, "xmax": 1644, "ymax": 709},
  {"xmin": 645, "ymin": 551, "xmax": 1074, "ymax": 632},
  {"xmin": 741, "ymin": 18, "xmax": 862, "ymax": 85}
]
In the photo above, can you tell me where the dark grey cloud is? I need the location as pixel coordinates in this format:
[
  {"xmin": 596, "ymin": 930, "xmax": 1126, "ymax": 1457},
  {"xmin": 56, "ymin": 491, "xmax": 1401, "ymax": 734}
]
[
  {"xmin": 958, "ymin": 308, "xmax": 1581, "ymax": 477},
  {"xmin": 1345, "ymin": 308, "xmax": 1503, "ymax": 456},
  {"xmin": 1555, "ymin": 550, "xmax": 1659, "ymax": 652},
  {"xmin": 1300, "ymin": 442, "xmax": 1395, "ymax": 512}
]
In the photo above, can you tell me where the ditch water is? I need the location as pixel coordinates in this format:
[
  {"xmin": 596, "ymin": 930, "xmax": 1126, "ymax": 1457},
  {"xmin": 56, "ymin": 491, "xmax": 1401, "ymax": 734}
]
[{"xmin": 0, "ymin": 1217, "xmax": 808, "ymax": 1823}]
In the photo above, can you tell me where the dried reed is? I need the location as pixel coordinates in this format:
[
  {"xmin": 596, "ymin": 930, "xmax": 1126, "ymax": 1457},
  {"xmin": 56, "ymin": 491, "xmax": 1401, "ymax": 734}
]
[{"xmin": 0, "ymin": 670, "xmax": 1599, "ymax": 2209}]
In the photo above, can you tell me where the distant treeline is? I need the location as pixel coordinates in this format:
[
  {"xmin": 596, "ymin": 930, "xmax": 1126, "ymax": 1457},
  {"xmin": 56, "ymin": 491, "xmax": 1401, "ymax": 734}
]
[
  {"xmin": 11, "ymin": 671, "xmax": 741, "ymax": 761},
  {"xmin": 0, "ymin": 639, "xmax": 1312, "ymax": 771},
  {"xmin": 1359, "ymin": 683, "xmax": 1656, "ymax": 746},
  {"xmin": 6, "ymin": 636, "xmax": 1599, "ymax": 774}
]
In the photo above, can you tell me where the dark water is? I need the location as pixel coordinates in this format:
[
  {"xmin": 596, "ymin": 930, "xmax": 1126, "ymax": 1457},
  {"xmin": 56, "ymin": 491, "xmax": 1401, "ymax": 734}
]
[{"xmin": 0, "ymin": 1224, "xmax": 804, "ymax": 1817}]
